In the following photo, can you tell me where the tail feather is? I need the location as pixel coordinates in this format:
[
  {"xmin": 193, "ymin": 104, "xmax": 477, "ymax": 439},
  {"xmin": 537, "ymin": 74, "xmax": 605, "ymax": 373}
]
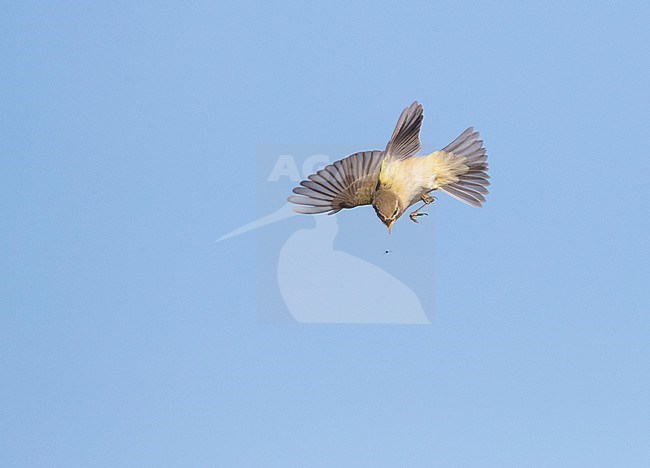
[{"xmin": 439, "ymin": 127, "xmax": 490, "ymax": 208}]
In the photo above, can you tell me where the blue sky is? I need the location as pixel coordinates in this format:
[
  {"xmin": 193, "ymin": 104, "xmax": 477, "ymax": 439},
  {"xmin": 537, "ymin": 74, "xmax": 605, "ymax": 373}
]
[{"xmin": 1, "ymin": 1, "xmax": 649, "ymax": 466}]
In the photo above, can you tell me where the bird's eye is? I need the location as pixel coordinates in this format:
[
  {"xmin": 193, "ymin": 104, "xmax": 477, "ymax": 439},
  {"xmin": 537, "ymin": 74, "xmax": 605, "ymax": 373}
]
[{"xmin": 392, "ymin": 208, "xmax": 399, "ymax": 217}]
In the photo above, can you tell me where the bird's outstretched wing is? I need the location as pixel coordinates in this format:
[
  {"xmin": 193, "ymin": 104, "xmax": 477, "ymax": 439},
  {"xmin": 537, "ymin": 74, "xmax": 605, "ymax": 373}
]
[
  {"xmin": 288, "ymin": 101, "xmax": 424, "ymax": 214},
  {"xmin": 288, "ymin": 150, "xmax": 385, "ymax": 215},
  {"xmin": 384, "ymin": 101, "xmax": 424, "ymax": 160}
]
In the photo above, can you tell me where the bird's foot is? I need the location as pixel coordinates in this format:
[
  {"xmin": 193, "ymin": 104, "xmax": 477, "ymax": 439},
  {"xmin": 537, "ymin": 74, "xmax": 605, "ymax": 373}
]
[
  {"xmin": 409, "ymin": 212, "xmax": 428, "ymax": 223},
  {"xmin": 421, "ymin": 193, "xmax": 436, "ymax": 204}
]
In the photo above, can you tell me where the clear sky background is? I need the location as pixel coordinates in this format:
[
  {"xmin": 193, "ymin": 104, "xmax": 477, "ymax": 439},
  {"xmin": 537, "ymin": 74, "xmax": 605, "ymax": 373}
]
[{"xmin": 2, "ymin": 1, "xmax": 649, "ymax": 466}]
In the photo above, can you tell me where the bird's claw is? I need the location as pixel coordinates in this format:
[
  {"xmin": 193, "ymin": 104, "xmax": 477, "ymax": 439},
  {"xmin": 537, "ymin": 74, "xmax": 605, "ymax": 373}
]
[
  {"xmin": 409, "ymin": 212, "xmax": 428, "ymax": 223},
  {"xmin": 421, "ymin": 194, "xmax": 436, "ymax": 204},
  {"xmin": 409, "ymin": 194, "xmax": 435, "ymax": 223}
]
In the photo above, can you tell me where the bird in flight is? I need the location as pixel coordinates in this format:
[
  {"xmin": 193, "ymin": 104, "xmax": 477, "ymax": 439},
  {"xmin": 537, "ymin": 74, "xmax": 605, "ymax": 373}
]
[{"xmin": 287, "ymin": 102, "xmax": 489, "ymax": 232}]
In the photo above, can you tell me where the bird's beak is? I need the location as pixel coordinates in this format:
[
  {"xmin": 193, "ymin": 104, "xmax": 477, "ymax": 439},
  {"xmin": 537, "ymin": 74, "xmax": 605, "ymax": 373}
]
[{"xmin": 386, "ymin": 220, "xmax": 394, "ymax": 234}]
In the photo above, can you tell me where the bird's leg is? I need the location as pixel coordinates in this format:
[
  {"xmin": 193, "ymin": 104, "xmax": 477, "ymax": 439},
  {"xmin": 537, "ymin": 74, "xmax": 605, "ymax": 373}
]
[{"xmin": 409, "ymin": 193, "xmax": 436, "ymax": 223}]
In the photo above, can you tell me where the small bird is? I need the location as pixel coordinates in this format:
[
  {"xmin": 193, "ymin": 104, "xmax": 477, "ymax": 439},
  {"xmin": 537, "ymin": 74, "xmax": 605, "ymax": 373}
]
[{"xmin": 288, "ymin": 102, "xmax": 489, "ymax": 233}]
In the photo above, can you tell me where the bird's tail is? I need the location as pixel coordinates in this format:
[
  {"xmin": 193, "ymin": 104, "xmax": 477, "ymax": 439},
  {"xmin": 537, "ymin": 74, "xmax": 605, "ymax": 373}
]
[{"xmin": 438, "ymin": 127, "xmax": 490, "ymax": 207}]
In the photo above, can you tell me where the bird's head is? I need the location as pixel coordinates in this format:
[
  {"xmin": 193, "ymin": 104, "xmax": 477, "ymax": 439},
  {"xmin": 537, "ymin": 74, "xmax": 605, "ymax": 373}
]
[{"xmin": 372, "ymin": 189, "xmax": 402, "ymax": 233}]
